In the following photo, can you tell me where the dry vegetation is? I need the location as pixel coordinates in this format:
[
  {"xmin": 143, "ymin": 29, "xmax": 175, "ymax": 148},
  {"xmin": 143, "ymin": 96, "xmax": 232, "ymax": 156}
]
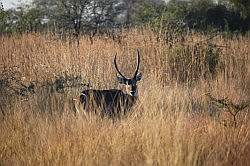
[{"xmin": 0, "ymin": 29, "xmax": 250, "ymax": 166}]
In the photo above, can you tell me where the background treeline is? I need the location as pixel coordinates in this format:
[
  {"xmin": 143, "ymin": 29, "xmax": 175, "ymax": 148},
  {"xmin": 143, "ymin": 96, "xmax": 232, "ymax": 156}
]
[{"xmin": 0, "ymin": 0, "xmax": 250, "ymax": 35}]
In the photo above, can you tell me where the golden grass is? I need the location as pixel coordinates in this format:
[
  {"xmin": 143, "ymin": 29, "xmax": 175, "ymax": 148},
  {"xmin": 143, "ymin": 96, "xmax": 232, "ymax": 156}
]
[{"xmin": 0, "ymin": 29, "xmax": 249, "ymax": 165}]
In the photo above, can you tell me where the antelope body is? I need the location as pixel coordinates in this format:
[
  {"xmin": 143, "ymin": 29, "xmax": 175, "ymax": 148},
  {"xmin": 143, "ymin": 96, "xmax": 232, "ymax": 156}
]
[{"xmin": 79, "ymin": 50, "xmax": 142, "ymax": 117}]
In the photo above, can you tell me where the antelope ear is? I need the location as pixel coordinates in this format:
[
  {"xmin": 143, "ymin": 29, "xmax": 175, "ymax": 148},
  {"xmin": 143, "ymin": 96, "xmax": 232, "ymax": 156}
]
[
  {"xmin": 135, "ymin": 73, "xmax": 142, "ymax": 81},
  {"xmin": 117, "ymin": 76, "xmax": 127, "ymax": 84}
]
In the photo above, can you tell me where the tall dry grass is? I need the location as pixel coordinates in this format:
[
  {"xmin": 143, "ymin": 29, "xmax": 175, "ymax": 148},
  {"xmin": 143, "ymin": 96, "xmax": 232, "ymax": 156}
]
[{"xmin": 0, "ymin": 29, "xmax": 249, "ymax": 165}]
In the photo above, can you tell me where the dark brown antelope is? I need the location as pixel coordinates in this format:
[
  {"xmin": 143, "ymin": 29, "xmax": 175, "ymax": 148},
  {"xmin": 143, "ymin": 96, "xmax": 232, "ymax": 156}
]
[{"xmin": 76, "ymin": 50, "xmax": 142, "ymax": 117}]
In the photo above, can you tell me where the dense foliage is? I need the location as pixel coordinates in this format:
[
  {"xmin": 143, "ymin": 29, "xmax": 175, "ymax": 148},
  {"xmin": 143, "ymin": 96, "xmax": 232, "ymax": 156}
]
[
  {"xmin": 0, "ymin": 0, "xmax": 249, "ymax": 35},
  {"xmin": 135, "ymin": 0, "xmax": 250, "ymax": 33}
]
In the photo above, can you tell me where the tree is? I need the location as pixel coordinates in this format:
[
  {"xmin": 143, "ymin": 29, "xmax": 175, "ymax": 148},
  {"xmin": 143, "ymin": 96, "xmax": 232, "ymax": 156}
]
[
  {"xmin": 8, "ymin": 5, "xmax": 44, "ymax": 33},
  {"xmin": 0, "ymin": 1, "xmax": 9, "ymax": 34},
  {"xmin": 133, "ymin": 0, "xmax": 249, "ymax": 33},
  {"xmin": 85, "ymin": 0, "xmax": 124, "ymax": 33},
  {"xmin": 32, "ymin": 0, "xmax": 124, "ymax": 36},
  {"xmin": 229, "ymin": 0, "xmax": 250, "ymax": 18}
]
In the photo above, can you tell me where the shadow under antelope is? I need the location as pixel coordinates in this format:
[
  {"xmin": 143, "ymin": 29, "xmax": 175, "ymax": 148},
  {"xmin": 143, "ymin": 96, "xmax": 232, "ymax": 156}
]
[{"xmin": 75, "ymin": 50, "xmax": 142, "ymax": 118}]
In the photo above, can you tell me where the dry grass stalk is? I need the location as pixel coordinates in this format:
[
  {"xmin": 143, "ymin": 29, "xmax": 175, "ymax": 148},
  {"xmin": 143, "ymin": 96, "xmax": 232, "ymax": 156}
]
[{"xmin": 0, "ymin": 29, "xmax": 249, "ymax": 165}]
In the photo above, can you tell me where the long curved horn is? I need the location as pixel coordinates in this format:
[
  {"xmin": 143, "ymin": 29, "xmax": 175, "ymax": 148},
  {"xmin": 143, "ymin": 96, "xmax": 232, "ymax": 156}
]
[
  {"xmin": 133, "ymin": 49, "xmax": 140, "ymax": 78},
  {"xmin": 114, "ymin": 54, "xmax": 127, "ymax": 79}
]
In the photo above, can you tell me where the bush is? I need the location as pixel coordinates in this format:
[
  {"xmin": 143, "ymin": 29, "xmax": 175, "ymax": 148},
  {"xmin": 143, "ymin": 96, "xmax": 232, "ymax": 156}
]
[{"xmin": 134, "ymin": 0, "xmax": 250, "ymax": 34}]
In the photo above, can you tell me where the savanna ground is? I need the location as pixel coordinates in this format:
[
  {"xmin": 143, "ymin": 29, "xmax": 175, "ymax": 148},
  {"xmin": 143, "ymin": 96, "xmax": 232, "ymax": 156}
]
[{"xmin": 0, "ymin": 29, "xmax": 250, "ymax": 166}]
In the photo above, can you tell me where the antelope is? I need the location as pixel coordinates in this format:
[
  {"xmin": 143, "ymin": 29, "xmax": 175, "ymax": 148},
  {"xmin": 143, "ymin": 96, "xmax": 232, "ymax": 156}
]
[{"xmin": 77, "ymin": 50, "xmax": 142, "ymax": 117}]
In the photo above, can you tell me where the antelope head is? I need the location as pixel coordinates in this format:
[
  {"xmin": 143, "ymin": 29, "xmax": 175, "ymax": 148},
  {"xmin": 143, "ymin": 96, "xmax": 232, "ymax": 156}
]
[{"xmin": 114, "ymin": 50, "xmax": 142, "ymax": 97}]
